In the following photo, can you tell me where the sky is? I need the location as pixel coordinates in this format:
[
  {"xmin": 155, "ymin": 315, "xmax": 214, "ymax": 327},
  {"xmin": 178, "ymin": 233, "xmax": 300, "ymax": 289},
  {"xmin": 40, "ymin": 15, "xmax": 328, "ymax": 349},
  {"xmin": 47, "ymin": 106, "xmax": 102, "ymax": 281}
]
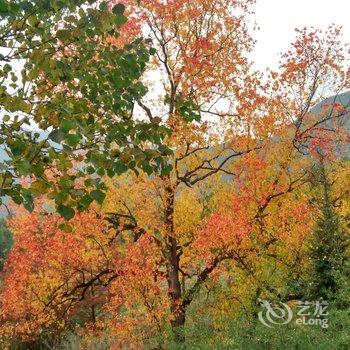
[{"xmin": 253, "ymin": 0, "xmax": 350, "ymax": 69}]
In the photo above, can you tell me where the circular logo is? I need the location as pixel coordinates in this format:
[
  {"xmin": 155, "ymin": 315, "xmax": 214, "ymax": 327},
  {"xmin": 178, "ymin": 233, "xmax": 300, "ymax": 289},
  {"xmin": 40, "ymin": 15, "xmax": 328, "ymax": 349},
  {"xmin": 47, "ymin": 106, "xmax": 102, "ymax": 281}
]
[{"xmin": 258, "ymin": 299, "xmax": 293, "ymax": 328}]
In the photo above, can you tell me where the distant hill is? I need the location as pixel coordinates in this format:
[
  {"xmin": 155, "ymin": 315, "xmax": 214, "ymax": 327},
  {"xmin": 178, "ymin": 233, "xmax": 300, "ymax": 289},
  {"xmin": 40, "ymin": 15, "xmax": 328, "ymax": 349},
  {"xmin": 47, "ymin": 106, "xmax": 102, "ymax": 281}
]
[
  {"xmin": 309, "ymin": 91, "xmax": 350, "ymax": 157},
  {"xmin": 310, "ymin": 91, "xmax": 350, "ymax": 114}
]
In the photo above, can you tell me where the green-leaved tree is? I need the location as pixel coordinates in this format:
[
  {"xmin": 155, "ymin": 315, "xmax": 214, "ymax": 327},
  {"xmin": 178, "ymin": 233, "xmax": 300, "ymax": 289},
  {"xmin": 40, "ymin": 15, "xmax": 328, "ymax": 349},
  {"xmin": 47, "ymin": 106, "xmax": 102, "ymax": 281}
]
[
  {"xmin": 308, "ymin": 161, "xmax": 350, "ymax": 305},
  {"xmin": 0, "ymin": 218, "xmax": 12, "ymax": 271},
  {"xmin": 0, "ymin": 0, "xmax": 174, "ymax": 219}
]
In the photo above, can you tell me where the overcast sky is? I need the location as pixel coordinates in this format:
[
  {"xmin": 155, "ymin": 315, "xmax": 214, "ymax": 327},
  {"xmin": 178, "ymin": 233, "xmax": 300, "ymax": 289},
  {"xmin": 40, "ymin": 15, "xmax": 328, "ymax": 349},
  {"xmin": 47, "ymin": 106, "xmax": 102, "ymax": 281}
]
[{"xmin": 253, "ymin": 0, "xmax": 350, "ymax": 69}]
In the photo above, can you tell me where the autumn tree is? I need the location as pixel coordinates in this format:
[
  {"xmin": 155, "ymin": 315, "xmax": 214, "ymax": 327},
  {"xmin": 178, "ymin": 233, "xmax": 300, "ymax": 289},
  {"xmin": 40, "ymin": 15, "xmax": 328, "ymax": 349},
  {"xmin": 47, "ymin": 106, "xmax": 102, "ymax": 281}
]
[
  {"xmin": 106, "ymin": 4, "xmax": 350, "ymax": 339},
  {"xmin": 104, "ymin": 0, "xmax": 263, "ymax": 339},
  {"xmin": 0, "ymin": 203, "xmax": 118, "ymax": 346},
  {"xmin": 0, "ymin": 1, "xmax": 350, "ymax": 349},
  {"xmin": 98, "ymin": 22, "xmax": 350, "ymax": 344}
]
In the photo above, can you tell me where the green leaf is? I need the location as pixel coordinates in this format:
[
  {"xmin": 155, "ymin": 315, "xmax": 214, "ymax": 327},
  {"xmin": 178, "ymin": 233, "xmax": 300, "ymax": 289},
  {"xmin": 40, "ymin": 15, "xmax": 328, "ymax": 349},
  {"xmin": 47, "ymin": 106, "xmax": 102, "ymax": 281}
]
[
  {"xmin": 0, "ymin": 0, "xmax": 9, "ymax": 14},
  {"xmin": 57, "ymin": 204, "xmax": 75, "ymax": 220},
  {"xmin": 57, "ymin": 223, "xmax": 73, "ymax": 233},
  {"xmin": 56, "ymin": 29, "xmax": 71, "ymax": 41},
  {"xmin": 97, "ymin": 167, "xmax": 105, "ymax": 177},
  {"xmin": 78, "ymin": 194, "xmax": 93, "ymax": 210},
  {"xmin": 177, "ymin": 98, "xmax": 201, "ymax": 122},
  {"xmin": 16, "ymin": 160, "xmax": 31, "ymax": 175},
  {"xmin": 60, "ymin": 118, "xmax": 76, "ymax": 132},
  {"xmin": 21, "ymin": 102, "xmax": 31, "ymax": 114},
  {"xmin": 31, "ymin": 180, "xmax": 49, "ymax": 194},
  {"xmin": 22, "ymin": 191, "xmax": 34, "ymax": 212},
  {"xmin": 114, "ymin": 161, "xmax": 128, "ymax": 175},
  {"xmin": 139, "ymin": 160, "xmax": 153, "ymax": 175},
  {"xmin": 161, "ymin": 164, "xmax": 173, "ymax": 176},
  {"xmin": 115, "ymin": 14, "xmax": 127, "ymax": 27},
  {"xmin": 3, "ymin": 63, "xmax": 12, "ymax": 73},
  {"xmin": 163, "ymin": 147, "xmax": 174, "ymax": 156},
  {"xmin": 66, "ymin": 133, "xmax": 80, "ymax": 147},
  {"xmin": 112, "ymin": 3, "xmax": 125, "ymax": 15},
  {"xmin": 86, "ymin": 165, "xmax": 95, "ymax": 174},
  {"xmin": 99, "ymin": 1, "xmax": 108, "ymax": 11},
  {"xmin": 23, "ymin": 198, "xmax": 34, "ymax": 212},
  {"xmin": 90, "ymin": 189, "xmax": 106, "ymax": 205},
  {"xmin": 10, "ymin": 139, "xmax": 26, "ymax": 156}
]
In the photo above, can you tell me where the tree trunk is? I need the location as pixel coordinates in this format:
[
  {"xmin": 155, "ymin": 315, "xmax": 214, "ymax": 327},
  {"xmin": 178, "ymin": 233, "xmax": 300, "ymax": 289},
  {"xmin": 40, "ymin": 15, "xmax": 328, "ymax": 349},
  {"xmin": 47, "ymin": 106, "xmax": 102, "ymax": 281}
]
[
  {"xmin": 166, "ymin": 236, "xmax": 186, "ymax": 339},
  {"xmin": 164, "ymin": 181, "xmax": 186, "ymax": 341}
]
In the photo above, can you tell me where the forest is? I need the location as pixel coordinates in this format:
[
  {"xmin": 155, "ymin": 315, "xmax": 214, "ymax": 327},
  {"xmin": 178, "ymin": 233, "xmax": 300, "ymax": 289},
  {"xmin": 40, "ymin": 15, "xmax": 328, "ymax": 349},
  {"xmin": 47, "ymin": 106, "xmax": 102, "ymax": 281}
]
[{"xmin": 0, "ymin": 0, "xmax": 349, "ymax": 349}]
